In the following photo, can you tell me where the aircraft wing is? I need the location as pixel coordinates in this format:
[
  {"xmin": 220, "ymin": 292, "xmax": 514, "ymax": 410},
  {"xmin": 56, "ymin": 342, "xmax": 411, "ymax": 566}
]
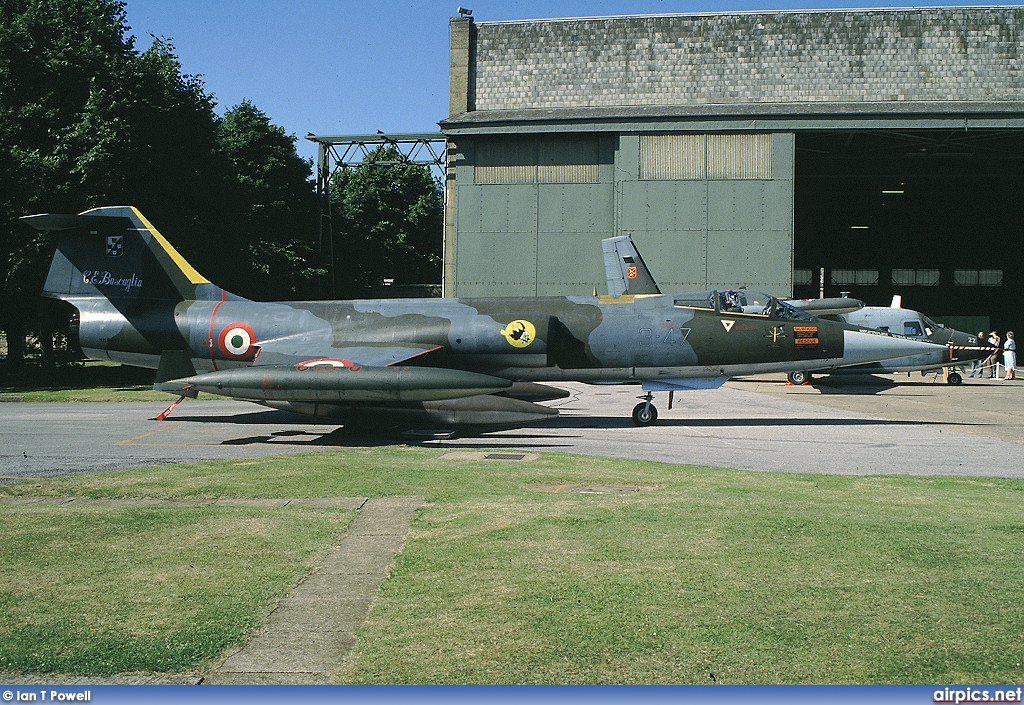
[
  {"xmin": 642, "ymin": 378, "xmax": 729, "ymax": 391},
  {"xmin": 275, "ymin": 344, "xmax": 444, "ymax": 369}
]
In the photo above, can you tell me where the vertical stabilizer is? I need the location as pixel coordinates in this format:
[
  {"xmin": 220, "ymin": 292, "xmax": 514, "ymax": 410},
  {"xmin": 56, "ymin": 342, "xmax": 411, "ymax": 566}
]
[
  {"xmin": 23, "ymin": 205, "xmax": 227, "ymax": 303},
  {"xmin": 601, "ymin": 235, "xmax": 661, "ymax": 296}
]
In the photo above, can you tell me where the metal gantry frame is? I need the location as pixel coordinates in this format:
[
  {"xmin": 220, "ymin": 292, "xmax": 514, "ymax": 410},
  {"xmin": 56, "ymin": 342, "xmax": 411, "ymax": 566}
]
[{"xmin": 306, "ymin": 132, "xmax": 447, "ymax": 298}]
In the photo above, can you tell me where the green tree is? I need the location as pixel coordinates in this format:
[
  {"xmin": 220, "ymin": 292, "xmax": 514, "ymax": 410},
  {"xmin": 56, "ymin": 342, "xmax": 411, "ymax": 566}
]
[
  {"xmin": 329, "ymin": 146, "xmax": 443, "ymax": 297},
  {"xmin": 0, "ymin": 0, "xmax": 323, "ymax": 369},
  {"xmin": 215, "ymin": 100, "xmax": 320, "ymax": 299},
  {"xmin": 0, "ymin": 0, "xmax": 137, "ymax": 369}
]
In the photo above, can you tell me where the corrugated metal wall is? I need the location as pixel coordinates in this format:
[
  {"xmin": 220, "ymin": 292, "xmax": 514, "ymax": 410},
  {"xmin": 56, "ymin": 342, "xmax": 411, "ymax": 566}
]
[
  {"xmin": 639, "ymin": 134, "xmax": 773, "ymax": 181},
  {"xmin": 475, "ymin": 137, "xmax": 601, "ymax": 184},
  {"xmin": 639, "ymin": 134, "xmax": 705, "ymax": 180},
  {"xmin": 708, "ymin": 134, "xmax": 773, "ymax": 180}
]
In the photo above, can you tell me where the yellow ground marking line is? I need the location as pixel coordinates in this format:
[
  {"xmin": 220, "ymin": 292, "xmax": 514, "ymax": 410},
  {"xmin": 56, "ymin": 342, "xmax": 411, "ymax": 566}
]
[
  {"xmin": 115, "ymin": 422, "xmax": 189, "ymax": 446},
  {"xmin": 115, "ymin": 422, "xmax": 325, "ymax": 448}
]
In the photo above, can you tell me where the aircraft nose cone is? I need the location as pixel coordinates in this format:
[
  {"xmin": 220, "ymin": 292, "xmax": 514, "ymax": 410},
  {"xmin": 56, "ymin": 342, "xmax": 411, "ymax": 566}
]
[
  {"xmin": 840, "ymin": 330, "xmax": 949, "ymax": 367},
  {"xmin": 962, "ymin": 348, "xmax": 996, "ymax": 363},
  {"xmin": 949, "ymin": 335, "xmax": 1000, "ymax": 362}
]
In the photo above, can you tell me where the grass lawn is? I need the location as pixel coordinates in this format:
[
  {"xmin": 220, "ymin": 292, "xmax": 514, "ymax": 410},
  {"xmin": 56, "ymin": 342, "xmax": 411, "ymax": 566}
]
[
  {"xmin": 0, "ymin": 504, "xmax": 353, "ymax": 674},
  {"xmin": 1, "ymin": 447, "xmax": 1022, "ymax": 683}
]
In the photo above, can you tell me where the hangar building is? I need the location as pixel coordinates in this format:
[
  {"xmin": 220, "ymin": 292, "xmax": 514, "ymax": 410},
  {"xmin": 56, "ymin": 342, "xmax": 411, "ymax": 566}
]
[{"xmin": 440, "ymin": 7, "xmax": 1024, "ymax": 332}]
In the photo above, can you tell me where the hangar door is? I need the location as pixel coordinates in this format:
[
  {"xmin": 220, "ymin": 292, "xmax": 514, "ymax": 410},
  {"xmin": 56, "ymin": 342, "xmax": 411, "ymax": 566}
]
[
  {"xmin": 452, "ymin": 132, "xmax": 794, "ymax": 298},
  {"xmin": 619, "ymin": 132, "xmax": 793, "ymax": 297},
  {"xmin": 455, "ymin": 135, "xmax": 616, "ymax": 297}
]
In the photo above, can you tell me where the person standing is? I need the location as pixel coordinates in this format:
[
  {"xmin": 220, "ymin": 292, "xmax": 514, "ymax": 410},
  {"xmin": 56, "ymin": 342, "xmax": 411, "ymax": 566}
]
[
  {"xmin": 1004, "ymin": 331, "xmax": 1016, "ymax": 381},
  {"xmin": 985, "ymin": 331, "xmax": 1002, "ymax": 378},
  {"xmin": 970, "ymin": 331, "xmax": 987, "ymax": 377}
]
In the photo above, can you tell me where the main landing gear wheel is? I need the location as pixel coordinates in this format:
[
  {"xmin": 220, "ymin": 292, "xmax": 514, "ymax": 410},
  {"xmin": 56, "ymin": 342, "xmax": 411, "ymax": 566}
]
[
  {"xmin": 787, "ymin": 370, "xmax": 811, "ymax": 385},
  {"xmin": 632, "ymin": 393, "xmax": 658, "ymax": 427},
  {"xmin": 947, "ymin": 371, "xmax": 963, "ymax": 385}
]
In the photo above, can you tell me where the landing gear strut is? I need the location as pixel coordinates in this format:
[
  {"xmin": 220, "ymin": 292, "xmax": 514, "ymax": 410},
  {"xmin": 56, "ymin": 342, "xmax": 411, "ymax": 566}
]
[{"xmin": 632, "ymin": 392, "xmax": 658, "ymax": 427}]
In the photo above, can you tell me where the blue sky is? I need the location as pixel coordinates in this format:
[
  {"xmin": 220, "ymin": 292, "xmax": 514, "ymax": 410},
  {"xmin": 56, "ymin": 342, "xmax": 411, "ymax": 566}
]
[{"xmin": 123, "ymin": 0, "xmax": 1023, "ymax": 163}]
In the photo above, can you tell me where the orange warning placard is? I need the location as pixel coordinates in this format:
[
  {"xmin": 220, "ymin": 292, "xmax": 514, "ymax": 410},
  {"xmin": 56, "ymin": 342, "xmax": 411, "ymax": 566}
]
[{"xmin": 793, "ymin": 326, "xmax": 819, "ymax": 346}]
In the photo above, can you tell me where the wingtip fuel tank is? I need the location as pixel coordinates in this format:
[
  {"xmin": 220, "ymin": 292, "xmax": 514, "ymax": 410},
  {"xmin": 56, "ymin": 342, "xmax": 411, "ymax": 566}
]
[{"xmin": 156, "ymin": 365, "xmax": 514, "ymax": 404}]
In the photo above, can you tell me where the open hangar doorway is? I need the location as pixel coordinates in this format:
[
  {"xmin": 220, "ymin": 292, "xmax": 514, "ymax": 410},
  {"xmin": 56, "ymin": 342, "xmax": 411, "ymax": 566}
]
[{"xmin": 793, "ymin": 128, "xmax": 1024, "ymax": 335}]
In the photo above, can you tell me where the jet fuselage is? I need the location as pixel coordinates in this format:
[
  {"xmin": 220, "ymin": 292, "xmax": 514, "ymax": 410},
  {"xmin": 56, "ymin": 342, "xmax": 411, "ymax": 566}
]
[{"xmin": 28, "ymin": 206, "xmax": 955, "ymax": 426}]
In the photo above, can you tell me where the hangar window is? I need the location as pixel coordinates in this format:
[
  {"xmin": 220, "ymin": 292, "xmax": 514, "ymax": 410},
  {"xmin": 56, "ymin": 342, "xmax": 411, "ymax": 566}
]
[
  {"xmin": 640, "ymin": 134, "xmax": 705, "ymax": 180},
  {"xmin": 474, "ymin": 138, "xmax": 535, "ymax": 183},
  {"xmin": 474, "ymin": 137, "xmax": 599, "ymax": 184},
  {"xmin": 954, "ymin": 269, "xmax": 1003, "ymax": 287},
  {"xmin": 891, "ymin": 269, "xmax": 940, "ymax": 287},
  {"xmin": 793, "ymin": 269, "xmax": 814, "ymax": 286},
  {"xmin": 979, "ymin": 270, "xmax": 1003, "ymax": 286},
  {"xmin": 537, "ymin": 137, "xmax": 600, "ymax": 183},
  {"xmin": 707, "ymin": 134, "xmax": 773, "ymax": 180},
  {"xmin": 831, "ymin": 269, "xmax": 879, "ymax": 286},
  {"xmin": 640, "ymin": 134, "xmax": 772, "ymax": 180}
]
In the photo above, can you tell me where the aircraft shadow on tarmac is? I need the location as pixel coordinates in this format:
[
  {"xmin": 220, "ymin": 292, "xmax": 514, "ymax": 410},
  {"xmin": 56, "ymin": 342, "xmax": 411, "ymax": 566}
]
[
  {"xmin": 155, "ymin": 407, "xmax": 956, "ymax": 449},
  {"xmin": 165, "ymin": 408, "xmax": 912, "ymax": 430},
  {"xmin": 161, "ymin": 409, "xmax": 314, "ymax": 425}
]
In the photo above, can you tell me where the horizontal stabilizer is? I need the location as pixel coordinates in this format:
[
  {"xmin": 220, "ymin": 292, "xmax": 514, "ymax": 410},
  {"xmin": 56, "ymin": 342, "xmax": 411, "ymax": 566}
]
[{"xmin": 21, "ymin": 213, "xmax": 134, "ymax": 232}]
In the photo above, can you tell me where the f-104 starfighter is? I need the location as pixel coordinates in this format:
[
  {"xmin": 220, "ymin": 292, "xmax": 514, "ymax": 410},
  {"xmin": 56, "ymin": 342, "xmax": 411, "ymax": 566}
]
[{"xmin": 25, "ymin": 206, "xmax": 949, "ymax": 427}]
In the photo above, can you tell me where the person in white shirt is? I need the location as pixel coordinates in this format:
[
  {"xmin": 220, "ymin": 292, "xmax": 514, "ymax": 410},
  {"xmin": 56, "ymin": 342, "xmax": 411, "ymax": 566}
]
[{"xmin": 1003, "ymin": 331, "xmax": 1016, "ymax": 381}]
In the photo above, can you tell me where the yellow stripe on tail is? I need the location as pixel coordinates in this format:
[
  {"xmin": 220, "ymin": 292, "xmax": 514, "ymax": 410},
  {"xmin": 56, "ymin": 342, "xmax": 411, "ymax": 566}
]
[{"xmin": 131, "ymin": 206, "xmax": 209, "ymax": 285}]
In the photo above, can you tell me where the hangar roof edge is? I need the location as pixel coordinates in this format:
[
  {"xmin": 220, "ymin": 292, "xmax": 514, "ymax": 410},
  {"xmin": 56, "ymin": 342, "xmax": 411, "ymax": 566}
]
[
  {"xmin": 473, "ymin": 6, "xmax": 1023, "ymax": 25},
  {"xmin": 441, "ymin": 102, "xmax": 1024, "ymax": 133}
]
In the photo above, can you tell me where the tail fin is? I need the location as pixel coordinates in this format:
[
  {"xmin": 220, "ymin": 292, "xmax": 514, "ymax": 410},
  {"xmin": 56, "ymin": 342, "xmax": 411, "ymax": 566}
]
[
  {"xmin": 601, "ymin": 235, "xmax": 661, "ymax": 296},
  {"xmin": 23, "ymin": 205, "xmax": 230, "ymax": 303}
]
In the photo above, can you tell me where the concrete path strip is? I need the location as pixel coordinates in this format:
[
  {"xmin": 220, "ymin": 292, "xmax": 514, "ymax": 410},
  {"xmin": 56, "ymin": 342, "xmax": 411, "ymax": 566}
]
[
  {"xmin": 0, "ymin": 495, "xmax": 421, "ymax": 685},
  {"xmin": 203, "ymin": 495, "xmax": 422, "ymax": 684}
]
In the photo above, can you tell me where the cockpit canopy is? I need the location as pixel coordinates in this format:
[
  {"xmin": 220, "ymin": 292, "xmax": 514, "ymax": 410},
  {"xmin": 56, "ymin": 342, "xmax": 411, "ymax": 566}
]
[{"xmin": 672, "ymin": 290, "xmax": 813, "ymax": 321}]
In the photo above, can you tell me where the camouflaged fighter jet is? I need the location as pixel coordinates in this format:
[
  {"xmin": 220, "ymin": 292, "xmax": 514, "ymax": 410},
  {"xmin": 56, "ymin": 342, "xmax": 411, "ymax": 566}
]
[{"xmin": 26, "ymin": 206, "xmax": 952, "ymax": 427}]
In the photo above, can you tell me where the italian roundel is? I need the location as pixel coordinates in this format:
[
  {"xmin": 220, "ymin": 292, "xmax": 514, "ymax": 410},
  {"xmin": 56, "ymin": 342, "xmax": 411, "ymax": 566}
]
[{"xmin": 217, "ymin": 322, "xmax": 257, "ymax": 360}]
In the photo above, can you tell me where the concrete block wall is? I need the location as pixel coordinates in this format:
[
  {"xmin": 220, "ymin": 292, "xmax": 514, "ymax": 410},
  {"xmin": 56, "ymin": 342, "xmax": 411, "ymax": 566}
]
[{"xmin": 468, "ymin": 8, "xmax": 1023, "ymax": 110}]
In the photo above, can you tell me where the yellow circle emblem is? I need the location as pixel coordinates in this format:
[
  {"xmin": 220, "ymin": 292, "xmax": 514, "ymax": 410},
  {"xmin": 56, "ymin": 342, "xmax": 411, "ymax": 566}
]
[{"xmin": 500, "ymin": 319, "xmax": 536, "ymax": 348}]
